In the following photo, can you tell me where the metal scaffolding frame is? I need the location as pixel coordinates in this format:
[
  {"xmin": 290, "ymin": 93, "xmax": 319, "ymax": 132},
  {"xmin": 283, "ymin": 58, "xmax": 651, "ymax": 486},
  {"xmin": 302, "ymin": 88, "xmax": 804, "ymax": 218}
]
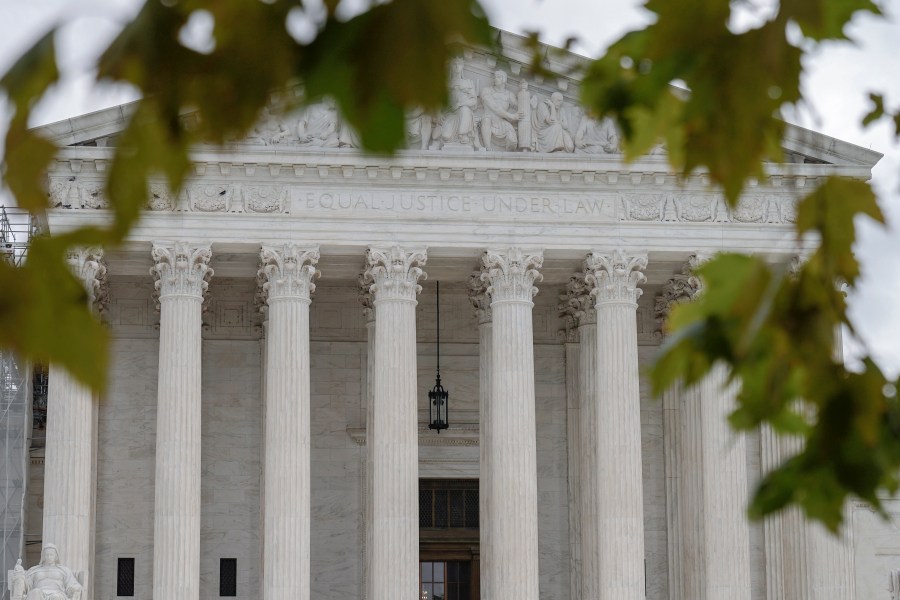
[{"xmin": 0, "ymin": 206, "xmax": 34, "ymax": 600}]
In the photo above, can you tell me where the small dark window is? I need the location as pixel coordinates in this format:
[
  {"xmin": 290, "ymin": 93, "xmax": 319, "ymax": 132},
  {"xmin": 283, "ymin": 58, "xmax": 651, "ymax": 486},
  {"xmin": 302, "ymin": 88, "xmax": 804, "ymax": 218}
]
[
  {"xmin": 116, "ymin": 557, "xmax": 134, "ymax": 597},
  {"xmin": 220, "ymin": 558, "xmax": 237, "ymax": 597}
]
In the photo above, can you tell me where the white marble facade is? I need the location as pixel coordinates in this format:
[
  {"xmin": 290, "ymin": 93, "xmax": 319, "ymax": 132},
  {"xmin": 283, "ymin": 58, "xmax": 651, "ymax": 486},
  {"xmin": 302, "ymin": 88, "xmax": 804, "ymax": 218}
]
[{"xmin": 25, "ymin": 30, "xmax": 897, "ymax": 600}]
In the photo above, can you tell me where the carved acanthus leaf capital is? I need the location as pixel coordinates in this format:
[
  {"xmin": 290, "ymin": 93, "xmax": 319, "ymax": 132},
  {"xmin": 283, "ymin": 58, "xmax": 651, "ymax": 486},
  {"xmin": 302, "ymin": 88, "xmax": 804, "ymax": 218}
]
[
  {"xmin": 66, "ymin": 246, "xmax": 108, "ymax": 315},
  {"xmin": 258, "ymin": 244, "xmax": 319, "ymax": 302},
  {"xmin": 358, "ymin": 272, "xmax": 376, "ymax": 323},
  {"xmin": 467, "ymin": 271, "xmax": 492, "ymax": 324},
  {"xmin": 365, "ymin": 246, "xmax": 427, "ymax": 302},
  {"xmin": 655, "ymin": 253, "xmax": 707, "ymax": 331},
  {"xmin": 150, "ymin": 241, "xmax": 213, "ymax": 303},
  {"xmin": 481, "ymin": 248, "xmax": 543, "ymax": 304},
  {"xmin": 558, "ymin": 272, "xmax": 596, "ymax": 329},
  {"xmin": 585, "ymin": 249, "xmax": 647, "ymax": 306}
]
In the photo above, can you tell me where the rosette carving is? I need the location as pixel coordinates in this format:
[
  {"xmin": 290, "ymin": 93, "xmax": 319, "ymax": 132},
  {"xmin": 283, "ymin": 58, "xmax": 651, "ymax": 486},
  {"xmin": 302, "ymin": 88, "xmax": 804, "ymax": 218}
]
[
  {"xmin": 481, "ymin": 248, "xmax": 543, "ymax": 304},
  {"xmin": 584, "ymin": 249, "xmax": 647, "ymax": 305},
  {"xmin": 150, "ymin": 242, "xmax": 213, "ymax": 302},
  {"xmin": 244, "ymin": 185, "xmax": 286, "ymax": 213},
  {"xmin": 147, "ymin": 183, "xmax": 175, "ymax": 211},
  {"xmin": 190, "ymin": 184, "xmax": 232, "ymax": 212},
  {"xmin": 364, "ymin": 246, "xmax": 427, "ymax": 302},
  {"xmin": 258, "ymin": 244, "xmax": 319, "ymax": 302}
]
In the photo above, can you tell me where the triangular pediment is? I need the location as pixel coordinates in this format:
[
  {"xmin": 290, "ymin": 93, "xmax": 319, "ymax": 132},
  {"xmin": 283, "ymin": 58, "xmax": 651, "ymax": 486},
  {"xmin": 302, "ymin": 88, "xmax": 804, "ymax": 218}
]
[{"xmin": 33, "ymin": 30, "xmax": 881, "ymax": 170}]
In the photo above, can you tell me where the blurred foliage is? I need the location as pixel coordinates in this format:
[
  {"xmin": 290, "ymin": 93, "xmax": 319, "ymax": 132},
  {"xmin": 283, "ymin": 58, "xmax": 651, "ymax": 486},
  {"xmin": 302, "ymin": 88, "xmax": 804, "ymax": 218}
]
[{"xmin": 0, "ymin": 0, "xmax": 895, "ymax": 528}]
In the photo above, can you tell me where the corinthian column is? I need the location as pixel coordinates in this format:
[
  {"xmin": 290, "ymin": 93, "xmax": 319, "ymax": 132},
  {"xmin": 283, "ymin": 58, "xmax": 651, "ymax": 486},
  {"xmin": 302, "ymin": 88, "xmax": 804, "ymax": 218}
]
[
  {"xmin": 44, "ymin": 247, "xmax": 106, "ymax": 600},
  {"xmin": 258, "ymin": 245, "xmax": 319, "ymax": 600},
  {"xmin": 583, "ymin": 249, "xmax": 646, "ymax": 599},
  {"xmin": 358, "ymin": 276, "xmax": 375, "ymax": 600},
  {"xmin": 150, "ymin": 241, "xmax": 212, "ymax": 600},
  {"xmin": 364, "ymin": 246, "xmax": 426, "ymax": 600},
  {"xmin": 658, "ymin": 256, "xmax": 752, "ymax": 599},
  {"xmin": 481, "ymin": 248, "xmax": 543, "ymax": 600},
  {"xmin": 467, "ymin": 273, "xmax": 493, "ymax": 600}
]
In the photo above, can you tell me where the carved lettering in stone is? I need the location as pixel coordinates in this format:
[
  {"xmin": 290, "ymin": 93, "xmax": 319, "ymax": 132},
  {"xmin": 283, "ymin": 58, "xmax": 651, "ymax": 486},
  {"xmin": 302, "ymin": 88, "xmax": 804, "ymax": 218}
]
[
  {"xmin": 146, "ymin": 183, "xmax": 174, "ymax": 211},
  {"xmin": 258, "ymin": 244, "xmax": 319, "ymax": 301},
  {"xmin": 481, "ymin": 248, "xmax": 543, "ymax": 304},
  {"xmin": 364, "ymin": 246, "xmax": 427, "ymax": 302},
  {"xmin": 66, "ymin": 247, "xmax": 108, "ymax": 315},
  {"xmin": 243, "ymin": 184, "xmax": 286, "ymax": 213},
  {"xmin": 585, "ymin": 249, "xmax": 647, "ymax": 305},
  {"xmin": 189, "ymin": 184, "xmax": 232, "ymax": 212},
  {"xmin": 467, "ymin": 271, "xmax": 492, "ymax": 324},
  {"xmin": 150, "ymin": 241, "xmax": 213, "ymax": 302}
]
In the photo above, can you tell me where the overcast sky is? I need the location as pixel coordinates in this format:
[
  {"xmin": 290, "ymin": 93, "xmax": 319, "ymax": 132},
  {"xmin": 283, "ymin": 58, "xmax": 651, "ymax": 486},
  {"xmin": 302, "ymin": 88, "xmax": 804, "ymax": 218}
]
[{"xmin": 0, "ymin": 0, "xmax": 897, "ymax": 376}]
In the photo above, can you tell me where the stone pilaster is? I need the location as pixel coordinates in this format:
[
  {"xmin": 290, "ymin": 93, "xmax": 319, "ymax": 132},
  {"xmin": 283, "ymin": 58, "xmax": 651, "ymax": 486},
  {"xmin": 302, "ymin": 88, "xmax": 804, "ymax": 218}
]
[
  {"xmin": 258, "ymin": 244, "xmax": 319, "ymax": 600},
  {"xmin": 150, "ymin": 241, "xmax": 212, "ymax": 600},
  {"xmin": 364, "ymin": 246, "xmax": 426, "ymax": 600},
  {"xmin": 481, "ymin": 248, "xmax": 543, "ymax": 600},
  {"xmin": 658, "ymin": 254, "xmax": 751, "ymax": 599},
  {"xmin": 43, "ymin": 247, "xmax": 106, "ymax": 600},
  {"xmin": 583, "ymin": 249, "xmax": 647, "ymax": 599},
  {"xmin": 467, "ymin": 272, "xmax": 493, "ymax": 600}
]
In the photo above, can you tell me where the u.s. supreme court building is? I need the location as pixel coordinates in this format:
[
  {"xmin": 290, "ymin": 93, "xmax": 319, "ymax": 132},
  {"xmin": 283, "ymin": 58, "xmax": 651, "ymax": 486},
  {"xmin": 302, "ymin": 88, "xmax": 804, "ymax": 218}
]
[{"xmin": 17, "ymin": 31, "xmax": 900, "ymax": 600}]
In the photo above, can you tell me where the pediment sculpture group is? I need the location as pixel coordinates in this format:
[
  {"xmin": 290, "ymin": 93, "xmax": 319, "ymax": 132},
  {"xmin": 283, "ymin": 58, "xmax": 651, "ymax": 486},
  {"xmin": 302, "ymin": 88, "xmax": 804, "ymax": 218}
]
[
  {"xmin": 7, "ymin": 545, "xmax": 82, "ymax": 600},
  {"xmin": 247, "ymin": 58, "xmax": 621, "ymax": 154}
]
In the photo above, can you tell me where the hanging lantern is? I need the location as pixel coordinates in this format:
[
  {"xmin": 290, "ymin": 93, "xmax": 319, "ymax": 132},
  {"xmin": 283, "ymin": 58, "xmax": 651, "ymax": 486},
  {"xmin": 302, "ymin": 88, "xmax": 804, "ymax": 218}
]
[{"xmin": 428, "ymin": 281, "xmax": 449, "ymax": 432}]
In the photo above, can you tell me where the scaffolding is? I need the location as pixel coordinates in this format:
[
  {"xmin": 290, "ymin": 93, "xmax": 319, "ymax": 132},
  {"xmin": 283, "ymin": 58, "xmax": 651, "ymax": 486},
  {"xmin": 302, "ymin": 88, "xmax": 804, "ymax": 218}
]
[{"xmin": 0, "ymin": 206, "xmax": 34, "ymax": 600}]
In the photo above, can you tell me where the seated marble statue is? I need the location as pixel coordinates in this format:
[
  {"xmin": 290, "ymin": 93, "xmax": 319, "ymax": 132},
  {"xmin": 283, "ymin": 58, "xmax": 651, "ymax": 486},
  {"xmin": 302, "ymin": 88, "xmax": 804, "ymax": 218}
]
[
  {"xmin": 432, "ymin": 57, "xmax": 479, "ymax": 149},
  {"xmin": 9, "ymin": 545, "xmax": 82, "ymax": 600},
  {"xmin": 479, "ymin": 70, "xmax": 519, "ymax": 151},
  {"xmin": 296, "ymin": 99, "xmax": 341, "ymax": 148},
  {"xmin": 574, "ymin": 114, "xmax": 619, "ymax": 154},
  {"xmin": 532, "ymin": 92, "xmax": 575, "ymax": 153}
]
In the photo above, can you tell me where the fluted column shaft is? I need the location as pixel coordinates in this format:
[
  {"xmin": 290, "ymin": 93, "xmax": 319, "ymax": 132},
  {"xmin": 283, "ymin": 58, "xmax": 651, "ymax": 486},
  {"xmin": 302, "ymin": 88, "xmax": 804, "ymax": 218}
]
[
  {"xmin": 699, "ymin": 363, "xmax": 752, "ymax": 599},
  {"xmin": 361, "ymin": 281, "xmax": 376, "ymax": 600},
  {"xmin": 365, "ymin": 246, "xmax": 426, "ymax": 600},
  {"xmin": 151, "ymin": 242, "xmax": 212, "ymax": 600},
  {"xmin": 43, "ymin": 248, "xmax": 106, "ymax": 599},
  {"xmin": 482, "ymin": 248, "xmax": 542, "ymax": 600},
  {"xmin": 468, "ymin": 276, "xmax": 493, "ymax": 600},
  {"xmin": 585, "ymin": 250, "xmax": 647, "ymax": 599},
  {"xmin": 259, "ymin": 245, "xmax": 319, "ymax": 600}
]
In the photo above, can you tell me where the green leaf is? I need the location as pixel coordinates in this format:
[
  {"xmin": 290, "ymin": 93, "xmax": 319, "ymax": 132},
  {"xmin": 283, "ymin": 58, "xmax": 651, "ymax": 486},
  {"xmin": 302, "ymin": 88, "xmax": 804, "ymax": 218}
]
[
  {"xmin": 862, "ymin": 92, "xmax": 884, "ymax": 127},
  {"xmin": 782, "ymin": 0, "xmax": 881, "ymax": 41}
]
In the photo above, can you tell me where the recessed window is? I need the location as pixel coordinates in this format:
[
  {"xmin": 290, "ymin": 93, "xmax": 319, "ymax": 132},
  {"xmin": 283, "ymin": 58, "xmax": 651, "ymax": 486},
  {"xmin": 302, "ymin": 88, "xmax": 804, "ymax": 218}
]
[
  {"xmin": 219, "ymin": 558, "xmax": 237, "ymax": 597},
  {"xmin": 419, "ymin": 479, "xmax": 479, "ymax": 529},
  {"xmin": 116, "ymin": 557, "xmax": 134, "ymax": 597}
]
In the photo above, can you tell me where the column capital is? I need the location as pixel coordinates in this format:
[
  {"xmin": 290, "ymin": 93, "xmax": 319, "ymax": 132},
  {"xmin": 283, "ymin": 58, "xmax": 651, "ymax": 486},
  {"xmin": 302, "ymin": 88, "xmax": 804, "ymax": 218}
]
[
  {"xmin": 150, "ymin": 241, "xmax": 213, "ymax": 302},
  {"xmin": 585, "ymin": 249, "xmax": 647, "ymax": 306},
  {"xmin": 66, "ymin": 246, "xmax": 108, "ymax": 315},
  {"xmin": 559, "ymin": 272, "xmax": 596, "ymax": 330},
  {"xmin": 654, "ymin": 253, "xmax": 706, "ymax": 330},
  {"xmin": 358, "ymin": 272, "xmax": 375, "ymax": 323},
  {"xmin": 364, "ymin": 246, "xmax": 427, "ymax": 302},
  {"xmin": 481, "ymin": 248, "xmax": 543, "ymax": 305},
  {"xmin": 467, "ymin": 271, "xmax": 492, "ymax": 325},
  {"xmin": 258, "ymin": 244, "xmax": 319, "ymax": 302}
]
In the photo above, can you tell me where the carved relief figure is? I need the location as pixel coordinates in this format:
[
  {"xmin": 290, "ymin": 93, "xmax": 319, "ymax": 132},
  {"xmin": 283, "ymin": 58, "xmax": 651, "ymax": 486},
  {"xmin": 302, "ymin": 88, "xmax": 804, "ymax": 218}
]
[
  {"xmin": 517, "ymin": 80, "xmax": 534, "ymax": 151},
  {"xmin": 405, "ymin": 108, "xmax": 434, "ymax": 150},
  {"xmin": 532, "ymin": 92, "xmax": 574, "ymax": 153},
  {"xmin": 250, "ymin": 107, "xmax": 290, "ymax": 145},
  {"xmin": 574, "ymin": 115, "xmax": 619, "ymax": 154},
  {"xmin": 9, "ymin": 545, "xmax": 83, "ymax": 600},
  {"xmin": 295, "ymin": 99, "xmax": 341, "ymax": 148},
  {"xmin": 433, "ymin": 57, "xmax": 479, "ymax": 149},
  {"xmin": 479, "ymin": 70, "xmax": 519, "ymax": 151}
]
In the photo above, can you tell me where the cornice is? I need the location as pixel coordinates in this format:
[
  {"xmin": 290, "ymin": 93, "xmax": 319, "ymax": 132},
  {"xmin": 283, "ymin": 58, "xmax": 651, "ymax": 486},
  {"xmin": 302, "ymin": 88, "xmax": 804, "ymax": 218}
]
[{"xmin": 346, "ymin": 425, "xmax": 479, "ymax": 447}]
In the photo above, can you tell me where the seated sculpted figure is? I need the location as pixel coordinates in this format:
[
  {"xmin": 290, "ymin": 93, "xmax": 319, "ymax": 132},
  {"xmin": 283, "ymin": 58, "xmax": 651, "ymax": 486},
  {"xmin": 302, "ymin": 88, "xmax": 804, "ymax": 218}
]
[
  {"xmin": 479, "ymin": 70, "xmax": 519, "ymax": 151},
  {"xmin": 9, "ymin": 545, "xmax": 83, "ymax": 600},
  {"xmin": 296, "ymin": 99, "xmax": 341, "ymax": 148},
  {"xmin": 574, "ymin": 114, "xmax": 619, "ymax": 154},
  {"xmin": 532, "ymin": 92, "xmax": 575, "ymax": 153},
  {"xmin": 432, "ymin": 57, "xmax": 478, "ymax": 149}
]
